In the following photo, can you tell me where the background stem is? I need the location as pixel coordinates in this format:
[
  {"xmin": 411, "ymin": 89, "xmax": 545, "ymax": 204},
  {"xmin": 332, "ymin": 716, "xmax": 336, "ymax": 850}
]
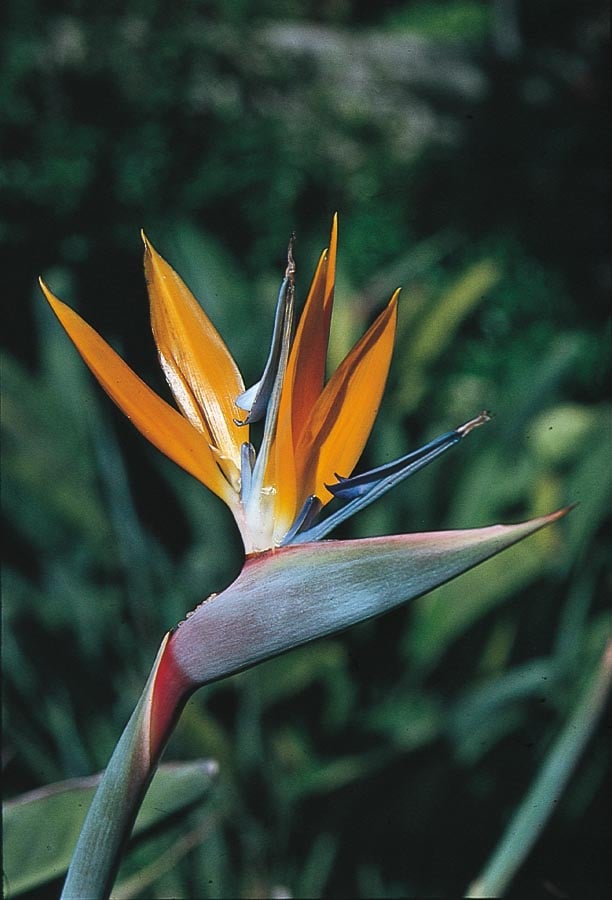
[{"xmin": 466, "ymin": 639, "xmax": 612, "ymax": 898}]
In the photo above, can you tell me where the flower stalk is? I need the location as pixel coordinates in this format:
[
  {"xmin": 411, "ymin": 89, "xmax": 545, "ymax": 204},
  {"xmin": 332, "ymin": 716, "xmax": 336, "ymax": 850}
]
[{"xmin": 61, "ymin": 636, "xmax": 189, "ymax": 899}]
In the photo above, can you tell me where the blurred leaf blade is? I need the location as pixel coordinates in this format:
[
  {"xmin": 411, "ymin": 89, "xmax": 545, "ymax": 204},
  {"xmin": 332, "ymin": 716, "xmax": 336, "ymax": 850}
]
[
  {"xmin": 3, "ymin": 760, "xmax": 218, "ymax": 896},
  {"xmin": 466, "ymin": 639, "xmax": 612, "ymax": 897}
]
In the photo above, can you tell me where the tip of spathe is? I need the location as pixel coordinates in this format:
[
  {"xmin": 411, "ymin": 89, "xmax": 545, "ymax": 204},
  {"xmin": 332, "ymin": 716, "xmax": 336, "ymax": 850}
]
[{"xmin": 550, "ymin": 502, "xmax": 578, "ymax": 521}]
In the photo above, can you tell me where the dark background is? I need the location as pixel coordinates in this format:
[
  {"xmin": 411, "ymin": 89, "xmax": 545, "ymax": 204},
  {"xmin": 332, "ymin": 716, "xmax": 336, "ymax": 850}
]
[{"xmin": 2, "ymin": 1, "xmax": 610, "ymax": 897}]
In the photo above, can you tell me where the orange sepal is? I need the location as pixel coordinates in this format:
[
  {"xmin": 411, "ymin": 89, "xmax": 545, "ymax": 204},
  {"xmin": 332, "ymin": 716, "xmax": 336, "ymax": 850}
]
[
  {"xmin": 40, "ymin": 279, "xmax": 236, "ymax": 505},
  {"xmin": 296, "ymin": 289, "xmax": 399, "ymax": 507},
  {"xmin": 143, "ymin": 233, "xmax": 246, "ymax": 477},
  {"xmin": 286, "ymin": 213, "xmax": 338, "ymax": 445},
  {"xmin": 271, "ymin": 216, "xmax": 338, "ymax": 528}
]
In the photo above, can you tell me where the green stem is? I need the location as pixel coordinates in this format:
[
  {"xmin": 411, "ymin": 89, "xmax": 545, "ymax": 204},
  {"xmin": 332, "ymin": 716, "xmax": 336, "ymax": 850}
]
[
  {"xmin": 466, "ymin": 639, "xmax": 612, "ymax": 898},
  {"xmin": 61, "ymin": 636, "xmax": 191, "ymax": 900}
]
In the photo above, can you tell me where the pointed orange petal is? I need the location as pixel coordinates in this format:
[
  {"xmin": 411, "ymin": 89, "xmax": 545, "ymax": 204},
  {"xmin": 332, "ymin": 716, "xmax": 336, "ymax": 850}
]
[
  {"xmin": 296, "ymin": 289, "xmax": 399, "ymax": 507},
  {"xmin": 143, "ymin": 234, "xmax": 246, "ymax": 476},
  {"xmin": 288, "ymin": 213, "xmax": 337, "ymax": 443},
  {"xmin": 268, "ymin": 250, "xmax": 326, "ymax": 527},
  {"xmin": 271, "ymin": 215, "xmax": 338, "ymax": 529},
  {"xmin": 40, "ymin": 280, "xmax": 236, "ymax": 505}
]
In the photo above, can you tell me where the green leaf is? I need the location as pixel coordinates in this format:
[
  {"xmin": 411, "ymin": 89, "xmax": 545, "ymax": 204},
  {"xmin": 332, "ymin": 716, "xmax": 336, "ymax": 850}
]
[{"xmin": 3, "ymin": 759, "xmax": 218, "ymax": 896}]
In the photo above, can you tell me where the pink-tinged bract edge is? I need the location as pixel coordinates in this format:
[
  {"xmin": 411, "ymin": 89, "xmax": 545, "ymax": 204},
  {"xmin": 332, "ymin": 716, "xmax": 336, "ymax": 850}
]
[{"xmin": 167, "ymin": 507, "xmax": 571, "ymax": 687}]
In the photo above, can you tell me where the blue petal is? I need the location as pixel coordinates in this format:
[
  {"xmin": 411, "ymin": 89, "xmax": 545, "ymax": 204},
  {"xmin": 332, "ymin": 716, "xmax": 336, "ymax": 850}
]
[
  {"xmin": 239, "ymin": 442, "xmax": 256, "ymax": 501},
  {"xmin": 325, "ymin": 429, "xmax": 461, "ymax": 501},
  {"xmin": 280, "ymin": 495, "xmax": 322, "ymax": 545},
  {"xmin": 289, "ymin": 412, "xmax": 491, "ymax": 544},
  {"xmin": 235, "ymin": 236, "xmax": 296, "ymax": 425}
]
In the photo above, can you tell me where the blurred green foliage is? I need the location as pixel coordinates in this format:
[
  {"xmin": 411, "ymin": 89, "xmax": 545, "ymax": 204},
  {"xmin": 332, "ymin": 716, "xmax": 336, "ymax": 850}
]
[
  {"xmin": 2, "ymin": 1, "xmax": 610, "ymax": 897},
  {"xmin": 4, "ymin": 760, "xmax": 218, "ymax": 895}
]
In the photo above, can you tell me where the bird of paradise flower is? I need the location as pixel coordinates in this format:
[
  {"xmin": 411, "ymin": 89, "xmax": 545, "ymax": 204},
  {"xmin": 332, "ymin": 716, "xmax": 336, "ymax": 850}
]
[
  {"xmin": 40, "ymin": 216, "xmax": 568, "ymax": 899},
  {"xmin": 41, "ymin": 216, "xmax": 492, "ymax": 552}
]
